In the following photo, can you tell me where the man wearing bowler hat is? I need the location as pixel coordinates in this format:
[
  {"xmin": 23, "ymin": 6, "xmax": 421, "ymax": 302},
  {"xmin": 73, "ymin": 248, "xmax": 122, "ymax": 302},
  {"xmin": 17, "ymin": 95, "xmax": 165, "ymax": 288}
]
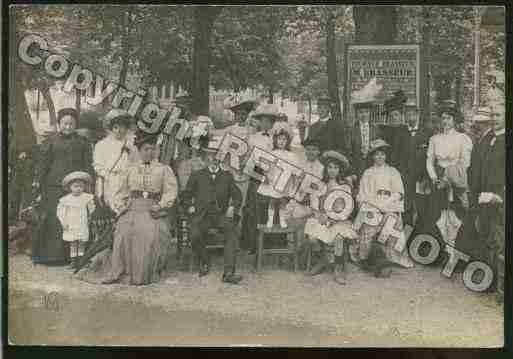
[
  {"xmin": 306, "ymin": 96, "xmax": 351, "ymax": 156},
  {"xmin": 349, "ymin": 93, "xmax": 382, "ymax": 180},
  {"xmin": 181, "ymin": 136, "xmax": 244, "ymax": 284}
]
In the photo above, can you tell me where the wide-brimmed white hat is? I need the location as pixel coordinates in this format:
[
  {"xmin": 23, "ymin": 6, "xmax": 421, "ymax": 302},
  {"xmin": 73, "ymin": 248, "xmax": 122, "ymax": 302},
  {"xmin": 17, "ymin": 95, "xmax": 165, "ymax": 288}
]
[
  {"xmin": 62, "ymin": 171, "xmax": 92, "ymax": 189},
  {"xmin": 472, "ymin": 107, "xmax": 494, "ymax": 122},
  {"xmin": 367, "ymin": 139, "xmax": 391, "ymax": 158},
  {"xmin": 223, "ymin": 93, "xmax": 258, "ymax": 111},
  {"xmin": 103, "ymin": 108, "xmax": 133, "ymax": 129},
  {"xmin": 252, "ymin": 103, "xmax": 280, "ymax": 119},
  {"xmin": 321, "ymin": 150, "xmax": 350, "ymax": 169}
]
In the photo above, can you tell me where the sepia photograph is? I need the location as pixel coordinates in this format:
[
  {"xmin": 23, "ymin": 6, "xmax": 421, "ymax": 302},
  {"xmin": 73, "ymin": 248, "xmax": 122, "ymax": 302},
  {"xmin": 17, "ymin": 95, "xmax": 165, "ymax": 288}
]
[{"xmin": 6, "ymin": 4, "xmax": 507, "ymax": 347}]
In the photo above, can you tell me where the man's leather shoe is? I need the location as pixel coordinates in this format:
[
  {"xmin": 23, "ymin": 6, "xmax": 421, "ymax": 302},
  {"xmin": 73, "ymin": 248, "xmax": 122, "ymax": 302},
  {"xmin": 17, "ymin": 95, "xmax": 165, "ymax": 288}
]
[
  {"xmin": 308, "ymin": 260, "xmax": 327, "ymax": 276},
  {"xmin": 101, "ymin": 276, "xmax": 120, "ymax": 284},
  {"xmin": 199, "ymin": 263, "xmax": 210, "ymax": 277},
  {"xmin": 222, "ymin": 273, "xmax": 243, "ymax": 284}
]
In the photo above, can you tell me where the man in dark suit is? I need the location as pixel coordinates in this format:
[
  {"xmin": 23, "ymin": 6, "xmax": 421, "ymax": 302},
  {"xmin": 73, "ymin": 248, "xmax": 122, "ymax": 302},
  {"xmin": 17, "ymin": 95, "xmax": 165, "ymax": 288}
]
[
  {"xmin": 349, "ymin": 99, "xmax": 381, "ymax": 180},
  {"xmin": 181, "ymin": 137, "xmax": 244, "ymax": 284},
  {"xmin": 303, "ymin": 97, "xmax": 331, "ymax": 145},
  {"xmin": 468, "ymin": 107, "xmax": 505, "ymax": 280},
  {"xmin": 404, "ymin": 105, "xmax": 434, "ymax": 228}
]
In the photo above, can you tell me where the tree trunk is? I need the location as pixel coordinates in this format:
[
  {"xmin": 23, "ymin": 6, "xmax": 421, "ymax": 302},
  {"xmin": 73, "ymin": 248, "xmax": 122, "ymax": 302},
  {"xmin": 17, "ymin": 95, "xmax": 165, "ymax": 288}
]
[
  {"xmin": 118, "ymin": 10, "xmax": 131, "ymax": 88},
  {"xmin": 307, "ymin": 96, "xmax": 312, "ymax": 124},
  {"xmin": 455, "ymin": 68, "xmax": 463, "ymax": 111},
  {"xmin": 353, "ymin": 6, "xmax": 398, "ymax": 44},
  {"xmin": 268, "ymin": 88, "xmax": 274, "ymax": 104},
  {"xmin": 75, "ymin": 88, "xmax": 82, "ymax": 118},
  {"xmin": 192, "ymin": 6, "xmax": 222, "ymax": 115},
  {"xmin": 14, "ymin": 79, "xmax": 37, "ymax": 153},
  {"xmin": 326, "ymin": 12, "xmax": 342, "ymax": 122},
  {"xmin": 421, "ymin": 7, "xmax": 432, "ymax": 126}
]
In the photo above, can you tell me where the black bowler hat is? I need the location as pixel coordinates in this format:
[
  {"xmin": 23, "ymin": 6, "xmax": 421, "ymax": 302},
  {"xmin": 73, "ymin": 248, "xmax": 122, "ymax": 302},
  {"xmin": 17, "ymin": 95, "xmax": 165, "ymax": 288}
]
[
  {"xmin": 302, "ymin": 137, "xmax": 321, "ymax": 149},
  {"xmin": 384, "ymin": 90, "xmax": 408, "ymax": 114}
]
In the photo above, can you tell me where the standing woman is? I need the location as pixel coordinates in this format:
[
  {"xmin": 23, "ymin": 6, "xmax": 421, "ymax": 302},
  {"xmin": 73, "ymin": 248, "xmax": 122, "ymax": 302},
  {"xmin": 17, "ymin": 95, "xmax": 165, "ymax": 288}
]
[
  {"xmin": 101, "ymin": 131, "xmax": 178, "ymax": 285},
  {"xmin": 32, "ymin": 108, "xmax": 94, "ymax": 265},
  {"xmin": 93, "ymin": 109, "xmax": 137, "ymax": 210},
  {"xmin": 425, "ymin": 101, "xmax": 473, "ymax": 255}
]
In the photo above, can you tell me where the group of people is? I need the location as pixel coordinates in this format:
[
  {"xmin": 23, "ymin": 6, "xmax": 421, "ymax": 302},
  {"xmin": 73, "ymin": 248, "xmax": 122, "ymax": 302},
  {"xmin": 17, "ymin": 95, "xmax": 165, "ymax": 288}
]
[{"xmin": 28, "ymin": 87, "xmax": 504, "ymax": 289}]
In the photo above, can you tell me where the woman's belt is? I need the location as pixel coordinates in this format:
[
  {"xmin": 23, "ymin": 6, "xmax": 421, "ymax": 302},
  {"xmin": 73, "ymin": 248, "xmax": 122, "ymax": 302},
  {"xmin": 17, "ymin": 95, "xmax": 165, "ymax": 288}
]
[{"xmin": 130, "ymin": 190, "xmax": 161, "ymax": 200}]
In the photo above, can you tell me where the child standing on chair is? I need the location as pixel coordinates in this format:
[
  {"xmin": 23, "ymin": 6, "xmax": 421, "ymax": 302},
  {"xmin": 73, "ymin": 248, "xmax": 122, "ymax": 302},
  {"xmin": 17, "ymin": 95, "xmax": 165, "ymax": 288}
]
[
  {"xmin": 57, "ymin": 171, "xmax": 95, "ymax": 268},
  {"xmin": 257, "ymin": 122, "xmax": 299, "ymax": 228}
]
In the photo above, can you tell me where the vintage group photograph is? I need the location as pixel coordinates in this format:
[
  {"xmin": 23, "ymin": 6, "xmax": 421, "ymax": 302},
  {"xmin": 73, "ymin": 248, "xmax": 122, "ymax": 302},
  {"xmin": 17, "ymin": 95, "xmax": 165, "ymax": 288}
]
[{"xmin": 6, "ymin": 4, "xmax": 507, "ymax": 347}]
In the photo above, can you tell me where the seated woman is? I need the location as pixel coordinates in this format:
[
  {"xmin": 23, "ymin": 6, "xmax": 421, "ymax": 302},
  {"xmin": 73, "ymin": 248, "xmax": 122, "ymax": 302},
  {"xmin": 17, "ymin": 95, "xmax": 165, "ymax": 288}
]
[
  {"xmin": 352, "ymin": 139, "xmax": 414, "ymax": 278},
  {"xmin": 305, "ymin": 151, "xmax": 358, "ymax": 285},
  {"xmin": 77, "ymin": 130, "xmax": 178, "ymax": 285}
]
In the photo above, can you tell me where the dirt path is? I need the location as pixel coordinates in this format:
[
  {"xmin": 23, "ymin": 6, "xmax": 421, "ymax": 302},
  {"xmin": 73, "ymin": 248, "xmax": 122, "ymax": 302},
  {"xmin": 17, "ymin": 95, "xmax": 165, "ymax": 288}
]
[{"xmin": 8, "ymin": 254, "xmax": 503, "ymax": 347}]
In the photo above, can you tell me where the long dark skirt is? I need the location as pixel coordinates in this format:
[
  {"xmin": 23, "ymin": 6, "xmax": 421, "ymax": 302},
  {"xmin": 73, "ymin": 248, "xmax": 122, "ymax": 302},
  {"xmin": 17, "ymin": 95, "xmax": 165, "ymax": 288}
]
[
  {"xmin": 240, "ymin": 178, "xmax": 288, "ymax": 251},
  {"xmin": 240, "ymin": 179, "xmax": 267, "ymax": 251},
  {"xmin": 32, "ymin": 185, "xmax": 69, "ymax": 265}
]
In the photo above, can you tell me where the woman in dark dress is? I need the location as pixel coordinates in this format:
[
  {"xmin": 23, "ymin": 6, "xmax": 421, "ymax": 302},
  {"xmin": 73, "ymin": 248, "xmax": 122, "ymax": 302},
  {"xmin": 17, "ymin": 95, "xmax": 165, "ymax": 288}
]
[{"xmin": 32, "ymin": 108, "xmax": 94, "ymax": 265}]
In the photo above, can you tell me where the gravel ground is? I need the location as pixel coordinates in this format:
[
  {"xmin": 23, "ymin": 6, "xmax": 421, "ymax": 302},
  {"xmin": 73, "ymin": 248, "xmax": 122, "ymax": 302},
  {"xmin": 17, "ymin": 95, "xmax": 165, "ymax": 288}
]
[{"xmin": 8, "ymin": 253, "xmax": 503, "ymax": 347}]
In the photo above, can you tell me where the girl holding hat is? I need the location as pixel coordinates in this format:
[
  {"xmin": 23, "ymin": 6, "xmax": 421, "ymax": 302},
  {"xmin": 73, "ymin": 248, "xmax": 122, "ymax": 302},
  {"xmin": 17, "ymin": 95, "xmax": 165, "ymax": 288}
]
[
  {"xmin": 57, "ymin": 171, "xmax": 95, "ymax": 268},
  {"xmin": 353, "ymin": 139, "xmax": 414, "ymax": 277},
  {"xmin": 304, "ymin": 151, "xmax": 357, "ymax": 284},
  {"xmin": 257, "ymin": 121, "xmax": 299, "ymax": 228},
  {"xmin": 93, "ymin": 109, "xmax": 137, "ymax": 210},
  {"xmin": 32, "ymin": 107, "xmax": 94, "ymax": 265}
]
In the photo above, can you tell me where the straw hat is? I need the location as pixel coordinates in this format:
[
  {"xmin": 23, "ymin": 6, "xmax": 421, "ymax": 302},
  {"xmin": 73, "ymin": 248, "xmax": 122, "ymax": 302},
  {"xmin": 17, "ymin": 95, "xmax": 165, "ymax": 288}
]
[
  {"xmin": 223, "ymin": 93, "xmax": 258, "ymax": 111},
  {"xmin": 173, "ymin": 89, "xmax": 192, "ymax": 107},
  {"xmin": 472, "ymin": 107, "xmax": 494, "ymax": 123},
  {"xmin": 321, "ymin": 150, "xmax": 350, "ymax": 170},
  {"xmin": 252, "ymin": 103, "xmax": 280, "ymax": 119},
  {"xmin": 367, "ymin": 139, "xmax": 391, "ymax": 158},
  {"xmin": 351, "ymin": 78, "xmax": 382, "ymax": 111},
  {"xmin": 103, "ymin": 108, "xmax": 133, "ymax": 129},
  {"xmin": 62, "ymin": 171, "xmax": 92, "ymax": 189}
]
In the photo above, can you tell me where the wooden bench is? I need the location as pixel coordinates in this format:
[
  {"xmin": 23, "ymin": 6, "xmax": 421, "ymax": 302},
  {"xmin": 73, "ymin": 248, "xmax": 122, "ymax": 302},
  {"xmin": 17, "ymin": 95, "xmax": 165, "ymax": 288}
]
[{"xmin": 256, "ymin": 225, "xmax": 300, "ymax": 272}]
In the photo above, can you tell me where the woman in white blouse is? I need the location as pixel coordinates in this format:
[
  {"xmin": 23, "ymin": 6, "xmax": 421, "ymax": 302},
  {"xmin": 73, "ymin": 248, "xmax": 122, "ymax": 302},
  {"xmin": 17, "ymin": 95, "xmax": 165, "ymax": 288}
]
[
  {"xmin": 100, "ymin": 131, "xmax": 178, "ymax": 285},
  {"xmin": 93, "ymin": 109, "xmax": 138, "ymax": 209},
  {"xmin": 425, "ymin": 104, "xmax": 473, "ymax": 253}
]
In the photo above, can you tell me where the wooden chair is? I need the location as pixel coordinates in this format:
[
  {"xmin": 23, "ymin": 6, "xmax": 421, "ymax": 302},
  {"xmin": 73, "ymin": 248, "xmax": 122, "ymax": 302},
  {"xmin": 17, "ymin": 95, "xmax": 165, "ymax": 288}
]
[{"xmin": 255, "ymin": 224, "xmax": 300, "ymax": 272}]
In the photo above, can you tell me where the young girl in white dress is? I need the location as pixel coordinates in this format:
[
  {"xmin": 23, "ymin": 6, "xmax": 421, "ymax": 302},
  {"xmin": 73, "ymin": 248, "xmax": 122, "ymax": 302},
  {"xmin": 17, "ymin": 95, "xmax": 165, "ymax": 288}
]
[
  {"xmin": 353, "ymin": 139, "xmax": 414, "ymax": 278},
  {"xmin": 304, "ymin": 151, "xmax": 358, "ymax": 284},
  {"xmin": 57, "ymin": 171, "xmax": 95, "ymax": 268},
  {"xmin": 257, "ymin": 122, "xmax": 299, "ymax": 228}
]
